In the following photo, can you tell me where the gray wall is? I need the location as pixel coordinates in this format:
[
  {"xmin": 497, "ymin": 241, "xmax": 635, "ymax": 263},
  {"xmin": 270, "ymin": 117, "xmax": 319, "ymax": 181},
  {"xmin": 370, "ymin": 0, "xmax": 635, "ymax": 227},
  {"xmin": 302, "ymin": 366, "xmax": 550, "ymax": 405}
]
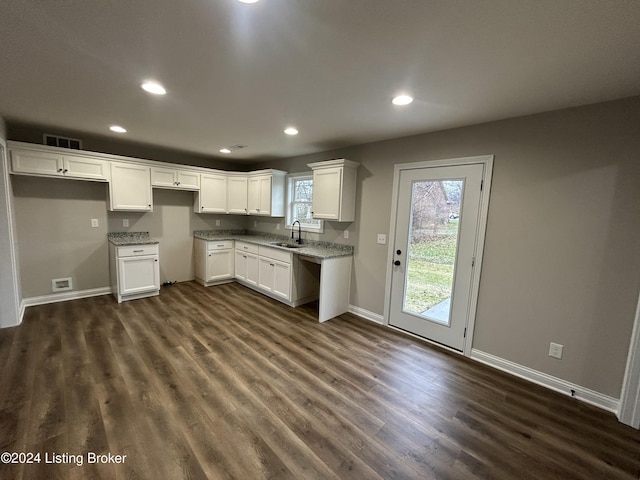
[
  {"xmin": 11, "ymin": 176, "xmax": 246, "ymax": 297},
  {"xmin": 249, "ymin": 97, "xmax": 640, "ymax": 398}
]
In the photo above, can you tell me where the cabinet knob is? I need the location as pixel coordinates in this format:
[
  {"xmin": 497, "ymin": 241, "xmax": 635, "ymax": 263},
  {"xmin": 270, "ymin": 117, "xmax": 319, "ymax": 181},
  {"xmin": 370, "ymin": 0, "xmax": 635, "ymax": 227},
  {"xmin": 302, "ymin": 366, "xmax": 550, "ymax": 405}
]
[{"xmin": 57, "ymin": 168, "xmax": 63, "ymax": 172}]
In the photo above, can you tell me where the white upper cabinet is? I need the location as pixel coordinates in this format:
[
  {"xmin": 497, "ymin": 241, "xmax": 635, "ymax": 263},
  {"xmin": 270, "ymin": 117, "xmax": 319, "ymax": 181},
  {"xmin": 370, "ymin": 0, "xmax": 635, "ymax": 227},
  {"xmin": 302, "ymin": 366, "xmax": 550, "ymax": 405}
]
[
  {"xmin": 227, "ymin": 175, "xmax": 248, "ymax": 214},
  {"xmin": 11, "ymin": 146, "xmax": 109, "ymax": 181},
  {"xmin": 109, "ymin": 162, "xmax": 152, "ymax": 212},
  {"xmin": 151, "ymin": 166, "xmax": 200, "ymax": 190},
  {"xmin": 308, "ymin": 159, "xmax": 359, "ymax": 222},
  {"xmin": 196, "ymin": 173, "xmax": 227, "ymax": 213},
  {"xmin": 247, "ymin": 171, "xmax": 286, "ymax": 217}
]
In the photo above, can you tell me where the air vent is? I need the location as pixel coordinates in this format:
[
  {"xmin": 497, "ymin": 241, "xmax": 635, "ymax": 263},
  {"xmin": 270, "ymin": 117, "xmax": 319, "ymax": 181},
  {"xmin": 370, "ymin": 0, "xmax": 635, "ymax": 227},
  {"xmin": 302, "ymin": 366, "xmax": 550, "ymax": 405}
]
[
  {"xmin": 43, "ymin": 134, "xmax": 82, "ymax": 150},
  {"xmin": 230, "ymin": 144, "xmax": 247, "ymax": 150},
  {"xmin": 52, "ymin": 277, "xmax": 73, "ymax": 292}
]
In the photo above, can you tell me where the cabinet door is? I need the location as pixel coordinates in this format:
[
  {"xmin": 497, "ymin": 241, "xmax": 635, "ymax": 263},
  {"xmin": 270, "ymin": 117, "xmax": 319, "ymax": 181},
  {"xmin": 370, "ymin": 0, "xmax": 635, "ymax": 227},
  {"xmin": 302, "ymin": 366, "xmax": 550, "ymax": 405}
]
[
  {"xmin": 258, "ymin": 257, "xmax": 275, "ymax": 292},
  {"xmin": 246, "ymin": 252, "xmax": 259, "ymax": 286},
  {"xmin": 199, "ymin": 174, "xmax": 227, "ymax": 213},
  {"xmin": 228, "ymin": 176, "xmax": 248, "ymax": 214},
  {"xmin": 312, "ymin": 167, "xmax": 342, "ymax": 219},
  {"xmin": 64, "ymin": 156, "xmax": 109, "ymax": 181},
  {"xmin": 151, "ymin": 167, "xmax": 176, "ymax": 187},
  {"xmin": 207, "ymin": 249, "xmax": 234, "ymax": 281},
  {"xmin": 247, "ymin": 176, "xmax": 262, "ymax": 214},
  {"xmin": 118, "ymin": 255, "xmax": 159, "ymax": 295},
  {"xmin": 272, "ymin": 261, "xmax": 291, "ymax": 300},
  {"xmin": 11, "ymin": 149, "xmax": 63, "ymax": 176},
  {"xmin": 176, "ymin": 171, "xmax": 200, "ymax": 190},
  {"xmin": 258, "ymin": 176, "xmax": 272, "ymax": 215},
  {"xmin": 235, "ymin": 250, "xmax": 247, "ymax": 281},
  {"xmin": 110, "ymin": 162, "xmax": 152, "ymax": 211}
]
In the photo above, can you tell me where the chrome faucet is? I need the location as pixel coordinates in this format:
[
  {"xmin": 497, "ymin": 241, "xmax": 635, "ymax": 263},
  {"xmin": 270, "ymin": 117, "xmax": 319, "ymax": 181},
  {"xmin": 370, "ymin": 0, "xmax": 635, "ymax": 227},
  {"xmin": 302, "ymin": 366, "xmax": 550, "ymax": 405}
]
[{"xmin": 292, "ymin": 220, "xmax": 302, "ymax": 244}]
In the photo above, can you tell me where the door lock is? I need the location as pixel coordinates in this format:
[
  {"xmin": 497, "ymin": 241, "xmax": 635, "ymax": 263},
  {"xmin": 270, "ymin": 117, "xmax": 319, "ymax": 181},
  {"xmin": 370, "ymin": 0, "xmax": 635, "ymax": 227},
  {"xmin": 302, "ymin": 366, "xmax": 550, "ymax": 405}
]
[{"xmin": 394, "ymin": 260, "xmax": 401, "ymax": 266}]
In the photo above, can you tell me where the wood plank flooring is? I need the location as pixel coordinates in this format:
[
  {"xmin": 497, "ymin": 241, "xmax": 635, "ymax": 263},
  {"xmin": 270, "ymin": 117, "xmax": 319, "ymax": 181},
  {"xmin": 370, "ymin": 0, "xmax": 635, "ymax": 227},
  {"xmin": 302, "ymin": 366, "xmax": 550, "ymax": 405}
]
[{"xmin": 0, "ymin": 281, "xmax": 639, "ymax": 479}]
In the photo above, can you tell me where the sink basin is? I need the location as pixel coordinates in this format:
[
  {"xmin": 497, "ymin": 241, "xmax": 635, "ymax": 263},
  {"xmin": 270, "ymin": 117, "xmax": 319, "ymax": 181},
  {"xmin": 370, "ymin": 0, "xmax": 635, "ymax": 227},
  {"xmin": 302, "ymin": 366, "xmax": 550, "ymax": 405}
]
[{"xmin": 271, "ymin": 242, "xmax": 303, "ymax": 249}]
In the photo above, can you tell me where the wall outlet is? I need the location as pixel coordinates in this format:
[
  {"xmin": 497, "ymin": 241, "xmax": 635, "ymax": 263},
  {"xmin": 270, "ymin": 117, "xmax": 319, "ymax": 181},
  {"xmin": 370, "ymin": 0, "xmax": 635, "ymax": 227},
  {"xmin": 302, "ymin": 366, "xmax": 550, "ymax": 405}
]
[
  {"xmin": 343, "ymin": 229, "xmax": 349, "ymax": 239},
  {"xmin": 377, "ymin": 233, "xmax": 387, "ymax": 245},
  {"xmin": 549, "ymin": 342, "xmax": 563, "ymax": 359},
  {"xmin": 215, "ymin": 219, "xmax": 221, "ymax": 226},
  {"xmin": 254, "ymin": 221, "xmax": 257, "ymax": 227},
  {"xmin": 90, "ymin": 218, "xmax": 99, "ymax": 228},
  {"xmin": 276, "ymin": 223, "xmax": 280, "ymax": 230},
  {"xmin": 122, "ymin": 219, "xmax": 129, "ymax": 227}
]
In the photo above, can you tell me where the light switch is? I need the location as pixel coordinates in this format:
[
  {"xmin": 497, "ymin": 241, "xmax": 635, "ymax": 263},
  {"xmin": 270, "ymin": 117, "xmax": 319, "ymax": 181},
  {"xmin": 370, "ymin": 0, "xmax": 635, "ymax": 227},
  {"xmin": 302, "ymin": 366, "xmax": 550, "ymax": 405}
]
[
  {"xmin": 91, "ymin": 219, "xmax": 99, "ymax": 228},
  {"xmin": 377, "ymin": 234, "xmax": 387, "ymax": 245}
]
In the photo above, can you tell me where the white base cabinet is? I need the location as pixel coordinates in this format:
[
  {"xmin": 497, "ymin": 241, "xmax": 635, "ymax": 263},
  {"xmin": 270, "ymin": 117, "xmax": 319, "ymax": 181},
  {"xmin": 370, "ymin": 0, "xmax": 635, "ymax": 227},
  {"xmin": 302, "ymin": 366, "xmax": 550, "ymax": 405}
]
[
  {"xmin": 234, "ymin": 241, "xmax": 259, "ymax": 286},
  {"xmin": 195, "ymin": 239, "xmax": 234, "ymax": 286},
  {"xmin": 110, "ymin": 243, "xmax": 160, "ymax": 303}
]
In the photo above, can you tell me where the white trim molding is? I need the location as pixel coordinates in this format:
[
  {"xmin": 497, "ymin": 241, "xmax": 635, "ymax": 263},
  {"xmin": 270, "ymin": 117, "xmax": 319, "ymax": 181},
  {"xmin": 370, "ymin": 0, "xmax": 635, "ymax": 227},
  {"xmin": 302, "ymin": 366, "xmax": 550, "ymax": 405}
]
[
  {"xmin": 471, "ymin": 349, "xmax": 620, "ymax": 414},
  {"xmin": 618, "ymin": 290, "xmax": 640, "ymax": 428},
  {"xmin": 348, "ymin": 304, "xmax": 384, "ymax": 324},
  {"xmin": 22, "ymin": 287, "xmax": 112, "ymax": 308}
]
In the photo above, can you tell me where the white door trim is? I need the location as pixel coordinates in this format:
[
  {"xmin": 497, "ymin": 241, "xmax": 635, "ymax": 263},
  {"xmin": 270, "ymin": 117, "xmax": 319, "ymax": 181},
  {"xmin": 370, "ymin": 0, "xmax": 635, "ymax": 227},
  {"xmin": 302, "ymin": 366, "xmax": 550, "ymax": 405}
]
[
  {"xmin": 383, "ymin": 155, "xmax": 494, "ymax": 357},
  {"xmin": 618, "ymin": 290, "xmax": 640, "ymax": 428}
]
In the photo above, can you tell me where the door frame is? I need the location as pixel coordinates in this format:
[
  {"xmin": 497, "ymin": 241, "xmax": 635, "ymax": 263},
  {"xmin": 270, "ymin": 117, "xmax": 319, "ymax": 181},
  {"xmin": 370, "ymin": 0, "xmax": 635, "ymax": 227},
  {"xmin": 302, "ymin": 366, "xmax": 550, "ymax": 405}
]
[
  {"xmin": 618, "ymin": 290, "xmax": 640, "ymax": 428},
  {"xmin": 383, "ymin": 155, "xmax": 494, "ymax": 356}
]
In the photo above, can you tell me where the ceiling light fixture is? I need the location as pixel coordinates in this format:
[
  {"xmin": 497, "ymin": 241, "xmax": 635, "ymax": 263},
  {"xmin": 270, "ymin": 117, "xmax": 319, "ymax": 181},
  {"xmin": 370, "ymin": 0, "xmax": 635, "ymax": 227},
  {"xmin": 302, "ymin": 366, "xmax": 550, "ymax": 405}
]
[
  {"xmin": 109, "ymin": 125, "xmax": 127, "ymax": 133},
  {"xmin": 219, "ymin": 148, "xmax": 231, "ymax": 154},
  {"xmin": 237, "ymin": 0, "xmax": 260, "ymax": 3},
  {"xmin": 141, "ymin": 81, "xmax": 167, "ymax": 95},
  {"xmin": 284, "ymin": 127, "xmax": 299, "ymax": 136},
  {"xmin": 392, "ymin": 95, "xmax": 414, "ymax": 106}
]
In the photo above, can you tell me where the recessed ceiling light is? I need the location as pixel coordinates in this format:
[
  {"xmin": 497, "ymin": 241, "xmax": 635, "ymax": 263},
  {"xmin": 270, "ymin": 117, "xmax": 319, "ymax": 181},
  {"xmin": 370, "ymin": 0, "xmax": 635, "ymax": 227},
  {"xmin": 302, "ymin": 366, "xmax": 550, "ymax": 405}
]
[
  {"xmin": 284, "ymin": 127, "xmax": 299, "ymax": 136},
  {"xmin": 237, "ymin": 0, "xmax": 260, "ymax": 3},
  {"xmin": 392, "ymin": 95, "xmax": 414, "ymax": 106},
  {"xmin": 219, "ymin": 148, "xmax": 231, "ymax": 154},
  {"xmin": 141, "ymin": 81, "xmax": 167, "ymax": 95},
  {"xmin": 109, "ymin": 125, "xmax": 127, "ymax": 133}
]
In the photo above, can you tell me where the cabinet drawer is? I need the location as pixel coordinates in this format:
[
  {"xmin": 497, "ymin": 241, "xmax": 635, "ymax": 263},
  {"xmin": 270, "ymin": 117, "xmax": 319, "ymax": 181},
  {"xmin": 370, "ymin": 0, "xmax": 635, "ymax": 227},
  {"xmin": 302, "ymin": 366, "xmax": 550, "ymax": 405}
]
[
  {"xmin": 207, "ymin": 240, "xmax": 233, "ymax": 251},
  {"xmin": 259, "ymin": 246, "xmax": 292, "ymax": 264},
  {"xmin": 117, "ymin": 244, "xmax": 159, "ymax": 257},
  {"xmin": 235, "ymin": 241, "xmax": 259, "ymax": 255}
]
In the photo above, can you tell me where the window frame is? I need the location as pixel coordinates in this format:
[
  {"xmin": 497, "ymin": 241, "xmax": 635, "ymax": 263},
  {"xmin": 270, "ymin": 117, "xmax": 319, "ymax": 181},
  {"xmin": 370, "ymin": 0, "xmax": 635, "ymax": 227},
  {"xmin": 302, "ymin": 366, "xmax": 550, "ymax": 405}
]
[{"xmin": 286, "ymin": 172, "xmax": 324, "ymax": 233}]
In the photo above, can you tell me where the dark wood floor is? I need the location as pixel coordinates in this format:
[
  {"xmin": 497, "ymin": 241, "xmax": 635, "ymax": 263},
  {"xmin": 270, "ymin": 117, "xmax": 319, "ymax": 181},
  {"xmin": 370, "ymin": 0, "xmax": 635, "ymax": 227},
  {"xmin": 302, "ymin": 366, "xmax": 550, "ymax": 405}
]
[{"xmin": 0, "ymin": 281, "xmax": 638, "ymax": 479}]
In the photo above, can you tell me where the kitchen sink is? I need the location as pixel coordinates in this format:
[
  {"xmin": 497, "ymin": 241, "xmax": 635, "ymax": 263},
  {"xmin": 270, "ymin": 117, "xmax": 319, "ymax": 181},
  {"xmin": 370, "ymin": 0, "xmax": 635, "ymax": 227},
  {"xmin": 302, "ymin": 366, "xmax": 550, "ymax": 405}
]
[{"xmin": 271, "ymin": 242, "xmax": 303, "ymax": 249}]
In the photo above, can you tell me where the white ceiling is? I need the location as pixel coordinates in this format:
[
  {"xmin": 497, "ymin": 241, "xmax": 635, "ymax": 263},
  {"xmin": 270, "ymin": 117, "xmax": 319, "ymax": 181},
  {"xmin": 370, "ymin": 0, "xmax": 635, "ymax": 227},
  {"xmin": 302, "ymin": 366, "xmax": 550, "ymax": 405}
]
[{"xmin": 1, "ymin": 0, "xmax": 639, "ymax": 162}]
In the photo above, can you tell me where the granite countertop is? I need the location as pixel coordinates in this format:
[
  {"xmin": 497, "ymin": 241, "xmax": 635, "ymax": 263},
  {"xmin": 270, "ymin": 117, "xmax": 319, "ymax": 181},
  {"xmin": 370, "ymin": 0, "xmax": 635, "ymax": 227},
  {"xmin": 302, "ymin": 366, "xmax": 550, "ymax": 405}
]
[
  {"xmin": 193, "ymin": 230, "xmax": 353, "ymax": 259},
  {"xmin": 108, "ymin": 232, "xmax": 159, "ymax": 246}
]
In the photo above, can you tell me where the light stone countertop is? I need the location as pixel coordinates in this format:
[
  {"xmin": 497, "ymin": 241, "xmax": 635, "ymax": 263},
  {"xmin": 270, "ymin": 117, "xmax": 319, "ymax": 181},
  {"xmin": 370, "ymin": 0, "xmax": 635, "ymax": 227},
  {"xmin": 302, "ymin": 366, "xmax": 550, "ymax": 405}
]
[
  {"xmin": 193, "ymin": 230, "xmax": 353, "ymax": 259},
  {"xmin": 108, "ymin": 232, "xmax": 159, "ymax": 246}
]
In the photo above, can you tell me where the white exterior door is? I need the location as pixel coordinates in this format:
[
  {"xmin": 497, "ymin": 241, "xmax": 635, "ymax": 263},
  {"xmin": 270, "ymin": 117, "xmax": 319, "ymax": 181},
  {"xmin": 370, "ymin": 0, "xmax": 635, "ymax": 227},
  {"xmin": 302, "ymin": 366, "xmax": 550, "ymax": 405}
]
[{"xmin": 388, "ymin": 160, "xmax": 490, "ymax": 352}]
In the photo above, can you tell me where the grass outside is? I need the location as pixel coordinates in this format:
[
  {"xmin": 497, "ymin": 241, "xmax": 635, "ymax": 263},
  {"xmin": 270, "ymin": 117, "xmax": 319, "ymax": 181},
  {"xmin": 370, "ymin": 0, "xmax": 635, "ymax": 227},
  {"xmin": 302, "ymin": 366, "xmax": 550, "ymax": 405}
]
[{"xmin": 404, "ymin": 221, "xmax": 458, "ymax": 314}]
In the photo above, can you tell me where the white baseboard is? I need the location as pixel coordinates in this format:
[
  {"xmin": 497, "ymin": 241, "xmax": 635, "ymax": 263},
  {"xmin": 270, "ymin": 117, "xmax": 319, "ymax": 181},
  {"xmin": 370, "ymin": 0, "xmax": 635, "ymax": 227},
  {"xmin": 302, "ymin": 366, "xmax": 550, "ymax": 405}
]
[
  {"xmin": 471, "ymin": 349, "xmax": 619, "ymax": 414},
  {"xmin": 22, "ymin": 287, "xmax": 112, "ymax": 308},
  {"xmin": 348, "ymin": 304, "xmax": 384, "ymax": 324}
]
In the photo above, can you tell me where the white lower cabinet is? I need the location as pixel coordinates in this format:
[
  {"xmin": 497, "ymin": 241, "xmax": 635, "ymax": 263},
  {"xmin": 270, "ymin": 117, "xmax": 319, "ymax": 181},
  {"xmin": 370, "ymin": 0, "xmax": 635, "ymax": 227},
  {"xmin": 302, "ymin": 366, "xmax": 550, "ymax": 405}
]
[
  {"xmin": 195, "ymin": 239, "xmax": 234, "ymax": 285},
  {"xmin": 110, "ymin": 243, "xmax": 160, "ymax": 303}
]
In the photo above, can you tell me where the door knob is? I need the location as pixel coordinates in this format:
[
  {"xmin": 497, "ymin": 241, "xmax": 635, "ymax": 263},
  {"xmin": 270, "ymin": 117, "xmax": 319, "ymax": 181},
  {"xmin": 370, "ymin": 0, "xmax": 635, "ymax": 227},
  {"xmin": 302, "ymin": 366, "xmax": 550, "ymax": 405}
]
[{"xmin": 394, "ymin": 260, "xmax": 401, "ymax": 266}]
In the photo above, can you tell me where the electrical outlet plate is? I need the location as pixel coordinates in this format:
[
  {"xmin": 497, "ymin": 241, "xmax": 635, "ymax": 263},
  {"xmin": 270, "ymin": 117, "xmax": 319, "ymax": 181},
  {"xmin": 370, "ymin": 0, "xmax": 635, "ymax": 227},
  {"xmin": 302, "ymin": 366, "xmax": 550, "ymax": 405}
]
[
  {"xmin": 549, "ymin": 342, "xmax": 563, "ymax": 359},
  {"xmin": 215, "ymin": 219, "xmax": 221, "ymax": 226},
  {"xmin": 90, "ymin": 218, "xmax": 99, "ymax": 228},
  {"xmin": 343, "ymin": 230, "xmax": 349, "ymax": 239},
  {"xmin": 122, "ymin": 219, "xmax": 129, "ymax": 227}
]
